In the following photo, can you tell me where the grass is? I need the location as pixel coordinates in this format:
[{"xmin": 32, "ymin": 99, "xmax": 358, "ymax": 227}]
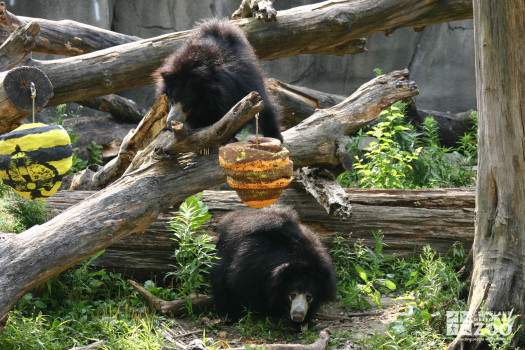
[
  {"xmin": 0, "ymin": 252, "xmax": 169, "ymax": 349},
  {"xmin": 1, "ymin": 229, "xmax": 518, "ymax": 349},
  {"xmin": 0, "ymin": 181, "xmax": 50, "ymax": 233}
]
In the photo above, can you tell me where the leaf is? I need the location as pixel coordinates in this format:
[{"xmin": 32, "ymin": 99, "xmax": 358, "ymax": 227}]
[
  {"xmin": 382, "ymin": 279, "xmax": 397, "ymax": 290},
  {"xmin": 390, "ymin": 322, "xmax": 406, "ymax": 335},
  {"xmin": 404, "ymin": 279, "xmax": 416, "ymax": 287},
  {"xmin": 34, "ymin": 300, "xmax": 47, "ymax": 309},
  {"xmin": 355, "ymin": 265, "xmax": 368, "ymax": 282}
]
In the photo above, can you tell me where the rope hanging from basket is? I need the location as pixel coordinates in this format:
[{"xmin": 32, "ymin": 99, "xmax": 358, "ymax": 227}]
[{"xmin": 30, "ymin": 82, "xmax": 36, "ymax": 123}]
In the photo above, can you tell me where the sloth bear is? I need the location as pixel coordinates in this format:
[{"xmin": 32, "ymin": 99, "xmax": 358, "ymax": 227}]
[
  {"xmin": 210, "ymin": 206, "xmax": 336, "ymax": 331},
  {"xmin": 154, "ymin": 19, "xmax": 283, "ymax": 142}
]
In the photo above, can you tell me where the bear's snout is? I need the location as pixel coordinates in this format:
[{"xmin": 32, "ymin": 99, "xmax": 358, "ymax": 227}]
[{"xmin": 290, "ymin": 293, "xmax": 308, "ymax": 322}]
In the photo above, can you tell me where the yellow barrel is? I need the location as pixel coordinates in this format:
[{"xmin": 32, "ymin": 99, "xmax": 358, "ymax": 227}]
[{"xmin": 0, "ymin": 123, "xmax": 73, "ymax": 200}]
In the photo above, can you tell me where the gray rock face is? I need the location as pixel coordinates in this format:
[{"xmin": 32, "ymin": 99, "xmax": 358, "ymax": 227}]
[{"xmin": 7, "ymin": 0, "xmax": 475, "ymax": 113}]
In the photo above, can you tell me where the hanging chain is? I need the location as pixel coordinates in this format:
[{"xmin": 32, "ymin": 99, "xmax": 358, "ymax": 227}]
[
  {"xmin": 30, "ymin": 82, "xmax": 36, "ymax": 123},
  {"xmin": 255, "ymin": 112, "xmax": 259, "ymax": 147}
]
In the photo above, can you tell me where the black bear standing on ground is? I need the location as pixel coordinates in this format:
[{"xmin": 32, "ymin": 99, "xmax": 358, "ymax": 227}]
[
  {"xmin": 210, "ymin": 206, "xmax": 336, "ymax": 331},
  {"xmin": 153, "ymin": 19, "xmax": 283, "ymax": 142}
]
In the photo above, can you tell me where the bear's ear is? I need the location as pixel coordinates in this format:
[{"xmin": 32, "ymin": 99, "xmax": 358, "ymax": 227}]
[{"xmin": 161, "ymin": 71, "xmax": 175, "ymax": 81}]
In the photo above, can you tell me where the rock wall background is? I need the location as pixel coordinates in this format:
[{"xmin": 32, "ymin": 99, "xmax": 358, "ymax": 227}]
[{"xmin": 6, "ymin": 0, "xmax": 475, "ymax": 114}]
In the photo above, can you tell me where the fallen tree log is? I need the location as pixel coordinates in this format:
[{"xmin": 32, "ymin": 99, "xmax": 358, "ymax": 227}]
[
  {"xmin": 0, "ymin": 0, "xmax": 472, "ymax": 58},
  {"xmin": 0, "ymin": 21, "xmax": 38, "ymax": 70},
  {"xmin": 0, "ymin": 1, "xmax": 140, "ymax": 56},
  {"xmin": 0, "ymin": 70, "xmax": 416, "ymax": 322},
  {"xmin": 69, "ymin": 70, "xmax": 416, "ymax": 190},
  {"xmin": 0, "ymin": 0, "xmax": 471, "ymax": 131},
  {"xmin": 266, "ymin": 78, "xmax": 347, "ymax": 129},
  {"xmin": 42, "ymin": 186, "xmax": 475, "ymax": 280},
  {"xmin": 78, "ymin": 94, "xmax": 147, "ymax": 123}
]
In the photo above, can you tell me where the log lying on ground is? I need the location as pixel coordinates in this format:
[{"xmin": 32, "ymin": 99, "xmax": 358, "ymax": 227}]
[
  {"xmin": 0, "ymin": 0, "xmax": 471, "ymax": 131},
  {"xmin": 0, "ymin": 70, "xmax": 417, "ymax": 322},
  {"xmin": 43, "ymin": 186, "xmax": 475, "ymax": 279}
]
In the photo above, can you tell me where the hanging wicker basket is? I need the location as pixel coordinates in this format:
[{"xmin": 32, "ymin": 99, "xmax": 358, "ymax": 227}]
[
  {"xmin": 219, "ymin": 137, "xmax": 293, "ymax": 208},
  {"xmin": 0, "ymin": 123, "xmax": 73, "ymax": 200}
]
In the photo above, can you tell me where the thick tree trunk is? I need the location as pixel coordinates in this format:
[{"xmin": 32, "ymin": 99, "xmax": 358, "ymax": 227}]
[
  {"xmin": 0, "ymin": 0, "xmax": 472, "ymax": 132},
  {"xmin": 41, "ymin": 187, "xmax": 475, "ymax": 279},
  {"xmin": 447, "ymin": 1, "xmax": 525, "ymax": 349},
  {"xmin": 0, "ymin": 70, "xmax": 417, "ymax": 323}
]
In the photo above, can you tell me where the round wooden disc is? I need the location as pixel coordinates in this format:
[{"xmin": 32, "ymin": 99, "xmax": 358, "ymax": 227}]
[{"xmin": 4, "ymin": 66, "xmax": 54, "ymax": 112}]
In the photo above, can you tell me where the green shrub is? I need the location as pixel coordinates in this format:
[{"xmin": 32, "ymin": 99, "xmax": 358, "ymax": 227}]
[
  {"xmin": 337, "ymin": 102, "xmax": 478, "ymax": 189},
  {"xmin": 331, "ymin": 231, "xmax": 397, "ymax": 310},
  {"xmin": 352, "ymin": 104, "xmax": 422, "ymax": 189},
  {"xmin": 166, "ymin": 193, "xmax": 217, "ymax": 315}
]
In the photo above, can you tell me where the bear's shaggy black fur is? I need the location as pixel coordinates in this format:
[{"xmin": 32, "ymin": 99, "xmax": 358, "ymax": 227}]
[
  {"xmin": 154, "ymin": 19, "xmax": 283, "ymax": 142},
  {"xmin": 210, "ymin": 206, "xmax": 336, "ymax": 329}
]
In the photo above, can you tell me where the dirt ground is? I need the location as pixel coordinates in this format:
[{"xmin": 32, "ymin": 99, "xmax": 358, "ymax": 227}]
[{"xmin": 158, "ymin": 297, "xmax": 405, "ymax": 349}]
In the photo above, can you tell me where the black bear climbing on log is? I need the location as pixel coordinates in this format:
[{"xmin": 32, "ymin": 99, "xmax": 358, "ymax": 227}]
[
  {"xmin": 154, "ymin": 19, "xmax": 283, "ymax": 142},
  {"xmin": 210, "ymin": 206, "xmax": 336, "ymax": 331}
]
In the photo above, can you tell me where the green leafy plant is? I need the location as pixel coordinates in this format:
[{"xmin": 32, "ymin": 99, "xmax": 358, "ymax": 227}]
[
  {"xmin": 410, "ymin": 116, "xmax": 476, "ymax": 188},
  {"xmin": 352, "ymin": 104, "xmax": 422, "ymax": 189},
  {"xmin": 389, "ymin": 245, "xmax": 465, "ymax": 345},
  {"xmin": 338, "ymin": 104, "xmax": 478, "ymax": 189},
  {"xmin": 480, "ymin": 310, "xmax": 521, "ymax": 350},
  {"xmin": 1, "ymin": 250, "xmax": 168, "ymax": 349},
  {"xmin": 87, "ymin": 140, "xmax": 104, "ymax": 165},
  {"xmin": 331, "ymin": 231, "xmax": 397, "ymax": 310},
  {"xmin": 166, "ymin": 193, "xmax": 217, "ymax": 315}
]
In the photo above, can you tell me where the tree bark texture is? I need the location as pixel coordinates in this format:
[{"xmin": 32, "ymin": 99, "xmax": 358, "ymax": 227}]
[
  {"xmin": 78, "ymin": 94, "xmax": 147, "ymax": 123},
  {"xmin": 126, "ymin": 279, "xmax": 213, "ymax": 316},
  {"xmin": 283, "ymin": 70, "xmax": 418, "ymax": 168},
  {"xmin": 266, "ymin": 78, "xmax": 347, "ymax": 129},
  {"xmin": 0, "ymin": 21, "xmax": 38, "ymax": 70},
  {"xmin": 0, "ymin": 1, "xmax": 140, "ymax": 56},
  {"xmin": 448, "ymin": 1, "xmax": 525, "ymax": 349},
  {"xmin": 40, "ymin": 187, "xmax": 475, "ymax": 279},
  {"xmin": 0, "ymin": 70, "xmax": 416, "ymax": 322},
  {"xmin": 0, "ymin": 0, "xmax": 472, "ymax": 131},
  {"xmin": 0, "ymin": 0, "xmax": 472, "ymax": 58}
]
